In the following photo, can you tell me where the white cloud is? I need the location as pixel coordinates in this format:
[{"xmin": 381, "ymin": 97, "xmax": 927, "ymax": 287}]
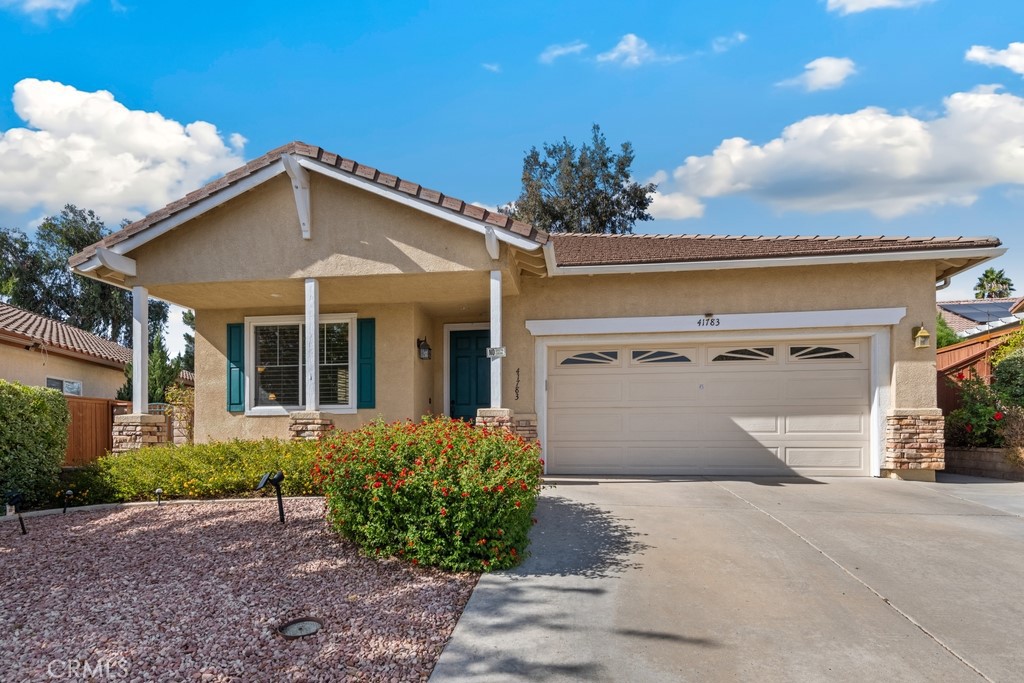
[
  {"xmin": 538, "ymin": 41, "xmax": 588, "ymax": 64},
  {"xmin": 651, "ymin": 85, "xmax": 1024, "ymax": 219},
  {"xmin": 966, "ymin": 42, "xmax": 1024, "ymax": 76},
  {"xmin": 481, "ymin": 63, "xmax": 501, "ymax": 73},
  {"xmin": 597, "ymin": 34, "xmax": 681, "ymax": 68},
  {"xmin": 711, "ymin": 32, "xmax": 748, "ymax": 54},
  {"xmin": 778, "ymin": 57, "xmax": 857, "ymax": 91},
  {"xmin": 826, "ymin": 0, "xmax": 934, "ymax": 14},
  {"xmin": 0, "ymin": 0, "xmax": 87, "ymax": 18},
  {"xmin": 0, "ymin": 78, "xmax": 246, "ymax": 222}
]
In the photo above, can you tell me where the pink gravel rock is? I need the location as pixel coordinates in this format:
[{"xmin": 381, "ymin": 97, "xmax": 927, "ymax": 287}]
[{"xmin": 0, "ymin": 498, "xmax": 477, "ymax": 681}]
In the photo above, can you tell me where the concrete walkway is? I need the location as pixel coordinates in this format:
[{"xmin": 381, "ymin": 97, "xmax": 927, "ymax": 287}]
[{"xmin": 431, "ymin": 474, "xmax": 1024, "ymax": 682}]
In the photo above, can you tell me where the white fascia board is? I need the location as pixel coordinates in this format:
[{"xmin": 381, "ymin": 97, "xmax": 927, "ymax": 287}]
[
  {"xmin": 525, "ymin": 307, "xmax": 907, "ymax": 337},
  {"xmin": 547, "ymin": 246, "xmax": 1007, "ymax": 278},
  {"xmin": 296, "ymin": 157, "xmax": 542, "ymax": 252},
  {"xmin": 72, "ymin": 163, "xmax": 287, "ymax": 274}
]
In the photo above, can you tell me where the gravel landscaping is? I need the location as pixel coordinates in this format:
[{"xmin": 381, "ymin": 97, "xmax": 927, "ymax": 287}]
[{"xmin": 0, "ymin": 498, "xmax": 478, "ymax": 681}]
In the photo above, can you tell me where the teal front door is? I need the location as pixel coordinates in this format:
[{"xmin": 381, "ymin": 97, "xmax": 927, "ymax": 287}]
[{"xmin": 450, "ymin": 329, "xmax": 490, "ymax": 420}]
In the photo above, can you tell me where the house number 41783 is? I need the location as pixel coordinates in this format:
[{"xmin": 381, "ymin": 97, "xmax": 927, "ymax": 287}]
[{"xmin": 697, "ymin": 317, "xmax": 721, "ymax": 327}]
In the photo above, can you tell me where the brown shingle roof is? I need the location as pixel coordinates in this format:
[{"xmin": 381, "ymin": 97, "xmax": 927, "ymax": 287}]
[
  {"xmin": 550, "ymin": 233, "xmax": 1002, "ymax": 267},
  {"xmin": 0, "ymin": 302, "xmax": 131, "ymax": 366},
  {"xmin": 70, "ymin": 141, "xmax": 547, "ymax": 267}
]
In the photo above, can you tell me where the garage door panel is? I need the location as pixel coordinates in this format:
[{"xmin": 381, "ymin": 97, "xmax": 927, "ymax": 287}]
[
  {"xmin": 627, "ymin": 378, "xmax": 699, "ymax": 402},
  {"xmin": 549, "ymin": 377, "xmax": 624, "ymax": 404},
  {"xmin": 704, "ymin": 378, "xmax": 781, "ymax": 402},
  {"xmin": 729, "ymin": 414, "xmax": 780, "ymax": 434},
  {"xmin": 785, "ymin": 447, "xmax": 864, "ymax": 469},
  {"xmin": 548, "ymin": 412, "xmax": 624, "ymax": 439},
  {"xmin": 784, "ymin": 376, "xmax": 867, "ymax": 401},
  {"xmin": 785, "ymin": 412, "xmax": 866, "ymax": 435}
]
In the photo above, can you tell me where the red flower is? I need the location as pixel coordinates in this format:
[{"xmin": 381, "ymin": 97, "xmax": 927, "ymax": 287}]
[
  {"xmin": 965, "ymin": 424, "xmax": 974, "ymax": 433},
  {"xmin": 514, "ymin": 501, "xmax": 522, "ymax": 508},
  {"xmin": 373, "ymin": 481, "xmax": 383, "ymax": 488},
  {"xmin": 994, "ymin": 412, "xmax": 1005, "ymax": 421},
  {"xmin": 956, "ymin": 372, "xmax": 965, "ymax": 381},
  {"xmin": 439, "ymin": 507, "xmax": 447, "ymax": 516}
]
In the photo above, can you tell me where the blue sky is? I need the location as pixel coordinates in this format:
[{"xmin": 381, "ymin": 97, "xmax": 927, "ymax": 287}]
[{"xmin": 1, "ymin": 0, "xmax": 1023, "ymax": 354}]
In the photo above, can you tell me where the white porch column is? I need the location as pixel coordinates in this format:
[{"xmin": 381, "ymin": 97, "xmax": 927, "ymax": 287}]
[
  {"xmin": 131, "ymin": 285, "xmax": 149, "ymax": 414},
  {"xmin": 490, "ymin": 269, "xmax": 502, "ymax": 408},
  {"xmin": 304, "ymin": 278, "xmax": 320, "ymax": 411}
]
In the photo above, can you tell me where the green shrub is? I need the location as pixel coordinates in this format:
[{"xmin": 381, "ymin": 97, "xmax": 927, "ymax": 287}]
[
  {"xmin": 945, "ymin": 370, "xmax": 1006, "ymax": 447},
  {"xmin": 96, "ymin": 438, "xmax": 321, "ymax": 502},
  {"xmin": 316, "ymin": 417, "xmax": 543, "ymax": 572},
  {"xmin": 992, "ymin": 329, "xmax": 1024, "ymax": 366},
  {"xmin": 994, "ymin": 350, "xmax": 1024, "ymax": 407},
  {"xmin": 0, "ymin": 380, "xmax": 70, "ymax": 512}
]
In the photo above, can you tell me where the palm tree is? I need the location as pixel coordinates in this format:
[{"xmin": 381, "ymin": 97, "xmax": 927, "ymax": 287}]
[{"xmin": 974, "ymin": 267, "xmax": 1015, "ymax": 299}]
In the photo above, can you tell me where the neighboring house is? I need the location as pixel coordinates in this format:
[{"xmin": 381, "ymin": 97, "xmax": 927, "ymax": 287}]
[
  {"xmin": 935, "ymin": 297, "xmax": 1024, "ymax": 413},
  {"xmin": 70, "ymin": 142, "xmax": 1004, "ymax": 480},
  {"xmin": 0, "ymin": 302, "xmax": 129, "ymax": 399},
  {"xmin": 937, "ymin": 297, "xmax": 1022, "ymax": 338}
]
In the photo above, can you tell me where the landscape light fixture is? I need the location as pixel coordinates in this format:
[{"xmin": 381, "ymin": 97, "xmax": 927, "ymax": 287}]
[
  {"xmin": 256, "ymin": 471, "xmax": 286, "ymax": 523},
  {"xmin": 417, "ymin": 337, "xmax": 432, "ymax": 360},
  {"xmin": 154, "ymin": 488, "xmax": 164, "ymax": 506},
  {"xmin": 5, "ymin": 491, "xmax": 26, "ymax": 535},
  {"xmin": 63, "ymin": 490, "xmax": 73, "ymax": 514}
]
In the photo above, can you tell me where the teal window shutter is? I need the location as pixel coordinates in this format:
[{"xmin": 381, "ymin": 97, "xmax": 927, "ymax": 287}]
[
  {"xmin": 226, "ymin": 323, "xmax": 245, "ymax": 412},
  {"xmin": 357, "ymin": 318, "xmax": 375, "ymax": 409}
]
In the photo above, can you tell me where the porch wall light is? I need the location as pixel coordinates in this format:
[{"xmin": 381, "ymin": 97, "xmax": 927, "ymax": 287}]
[
  {"xmin": 417, "ymin": 338, "xmax": 432, "ymax": 361},
  {"xmin": 912, "ymin": 324, "xmax": 931, "ymax": 350}
]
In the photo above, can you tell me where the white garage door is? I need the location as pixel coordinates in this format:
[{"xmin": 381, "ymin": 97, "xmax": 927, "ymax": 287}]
[{"xmin": 546, "ymin": 339, "xmax": 870, "ymax": 476}]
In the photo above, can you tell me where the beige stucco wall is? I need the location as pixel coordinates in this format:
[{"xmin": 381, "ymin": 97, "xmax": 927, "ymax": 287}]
[
  {"xmin": 0, "ymin": 343, "xmax": 124, "ymax": 398},
  {"xmin": 501, "ymin": 260, "xmax": 938, "ymax": 414},
  {"xmin": 128, "ymin": 174, "xmax": 495, "ymax": 297}
]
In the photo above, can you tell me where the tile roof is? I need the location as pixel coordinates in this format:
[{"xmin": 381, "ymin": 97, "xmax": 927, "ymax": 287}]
[
  {"xmin": 0, "ymin": 302, "xmax": 131, "ymax": 366},
  {"xmin": 70, "ymin": 141, "xmax": 548, "ymax": 267},
  {"xmin": 550, "ymin": 233, "xmax": 1003, "ymax": 267}
]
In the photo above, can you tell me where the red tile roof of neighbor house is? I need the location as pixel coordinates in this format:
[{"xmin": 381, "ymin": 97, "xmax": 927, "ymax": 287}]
[
  {"xmin": 0, "ymin": 302, "xmax": 131, "ymax": 366},
  {"xmin": 69, "ymin": 141, "xmax": 549, "ymax": 267},
  {"xmin": 549, "ymin": 233, "xmax": 1003, "ymax": 267}
]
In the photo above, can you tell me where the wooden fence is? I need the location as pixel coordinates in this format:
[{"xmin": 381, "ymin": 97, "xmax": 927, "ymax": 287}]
[{"xmin": 64, "ymin": 397, "xmax": 131, "ymax": 467}]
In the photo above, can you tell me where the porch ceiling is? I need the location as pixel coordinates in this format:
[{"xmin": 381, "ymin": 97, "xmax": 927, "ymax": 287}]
[{"xmin": 149, "ymin": 271, "xmax": 492, "ymax": 310}]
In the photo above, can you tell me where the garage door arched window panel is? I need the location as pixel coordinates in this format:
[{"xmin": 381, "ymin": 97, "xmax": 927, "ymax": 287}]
[
  {"xmin": 711, "ymin": 346, "xmax": 776, "ymax": 362},
  {"xmin": 630, "ymin": 350, "xmax": 693, "ymax": 365},
  {"xmin": 789, "ymin": 345, "xmax": 857, "ymax": 361},
  {"xmin": 556, "ymin": 350, "xmax": 620, "ymax": 366}
]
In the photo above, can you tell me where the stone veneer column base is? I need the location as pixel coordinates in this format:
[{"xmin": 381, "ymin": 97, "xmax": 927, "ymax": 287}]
[
  {"xmin": 288, "ymin": 411, "xmax": 335, "ymax": 440},
  {"xmin": 475, "ymin": 409, "xmax": 540, "ymax": 442},
  {"xmin": 112, "ymin": 413, "xmax": 169, "ymax": 453},
  {"xmin": 883, "ymin": 410, "xmax": 944, "ymax": 481}
]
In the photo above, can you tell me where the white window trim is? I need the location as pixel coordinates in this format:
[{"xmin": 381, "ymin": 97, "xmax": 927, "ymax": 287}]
[
  {"xmin": 46, "ymin": 376, "xmax": 83, "ymax": 396},
  {"xmin": 244, "ymin": 313, "xmax": 357, "ymax": 416}
]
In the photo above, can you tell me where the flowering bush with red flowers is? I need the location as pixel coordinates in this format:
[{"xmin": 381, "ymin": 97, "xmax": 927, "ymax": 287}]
[
  {"xmin": 314, "ymin": 416, "xmax": 543, "ymax": 572},
  {"xmin": 945, "ymin": 369, "xmax": 1006, "ymax": 447}
]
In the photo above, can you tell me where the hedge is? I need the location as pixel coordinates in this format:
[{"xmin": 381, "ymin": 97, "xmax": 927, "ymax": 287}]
[{"xmin": 0, "ymin": 380, "xmax": 70, "ymax": 512}]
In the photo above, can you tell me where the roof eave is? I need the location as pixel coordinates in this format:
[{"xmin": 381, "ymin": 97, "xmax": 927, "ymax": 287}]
[{"xmin": 545, "ymin": 245, "xmax": 1007, "ymax": 281}]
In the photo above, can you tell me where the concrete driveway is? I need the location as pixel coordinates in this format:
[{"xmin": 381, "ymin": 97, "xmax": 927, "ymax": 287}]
[{"xmin": 430, "ymin": 474, "xmax": 1024, "ymax": 682}]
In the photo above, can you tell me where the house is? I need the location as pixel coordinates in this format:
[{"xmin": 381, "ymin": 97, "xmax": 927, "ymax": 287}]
[
  {"xmin": 937, "ymin": 297, "xmax": 1022, "ymax": 338},
  {"xmin": 0, "ymin": 302, "xmax": 129, "ymax": 399},
  {"xmin": 69, "ymin": 142, "xmax": 1004, "ymax": 480}
]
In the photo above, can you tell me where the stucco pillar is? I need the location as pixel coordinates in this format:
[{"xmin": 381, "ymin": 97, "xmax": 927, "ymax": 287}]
[
  {"xmin": 304, "ymin": 278, "xmax": 319, "ymax": 411},
  {"xmin": 490, "ymin": 269, "xmax": 502, "ymax": 408},
  {"xmin": 132, "ymin": 285, "xmax": 148, "ymax": 414}
]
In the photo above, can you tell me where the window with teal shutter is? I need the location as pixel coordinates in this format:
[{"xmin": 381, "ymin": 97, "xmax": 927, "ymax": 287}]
[
  {"xmin": 357, "ymin": 318, "xmax": 375, "ymax": 409},
  {"xmin": 226, "ymin": 323, "xmax": 245, "ymax": 411}
]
